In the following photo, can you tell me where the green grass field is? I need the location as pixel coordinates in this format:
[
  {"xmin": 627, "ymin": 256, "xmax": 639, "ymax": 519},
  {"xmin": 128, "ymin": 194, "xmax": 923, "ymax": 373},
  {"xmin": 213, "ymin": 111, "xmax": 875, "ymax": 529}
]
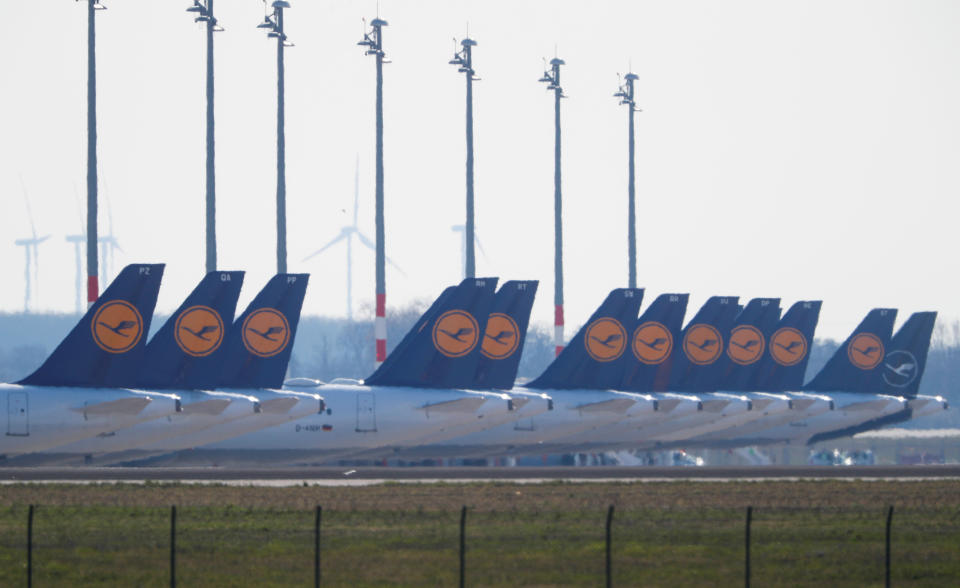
[{"xmin": 0, "ymin": 480, "xmax": 958, "ymax": 586}]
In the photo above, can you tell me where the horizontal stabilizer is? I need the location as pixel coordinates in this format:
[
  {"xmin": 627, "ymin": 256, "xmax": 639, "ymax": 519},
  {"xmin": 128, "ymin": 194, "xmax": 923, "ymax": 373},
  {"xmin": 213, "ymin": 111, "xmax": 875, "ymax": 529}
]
[
  {"xmin": 71, "ymin": 397, "xmax": 151, "ymax": 417},
  {"xmin": 418, "ymin": 397, "xmax": 487, "ymax": 415},
  {"xmin": 700, "ymin": 398, "xmax": 732, "ymax": 413},
  {"xmin": 576, "ymin": 397, "xmax": 636, "ymax": 414},
  {"xmin": 182, "ymin": 398, "xmax": 232, "ymax": 416},
  {"xmin": 790, "ymin": 397, "xmax": 817, "ymax": 411},
  {"xmin": 750, "ymin": 397, "xmax": 776, "ymax": 411},
  {"xmin": 258, "ymin": 397, "xmax": 300, "ymax": 414},
  {"xmin": 843, "ymin": 398, "xmax": 901, "ymax": 412},
  {"xmin": 655, "ymin": 398, "xmax": 685, "ymax": 413}
]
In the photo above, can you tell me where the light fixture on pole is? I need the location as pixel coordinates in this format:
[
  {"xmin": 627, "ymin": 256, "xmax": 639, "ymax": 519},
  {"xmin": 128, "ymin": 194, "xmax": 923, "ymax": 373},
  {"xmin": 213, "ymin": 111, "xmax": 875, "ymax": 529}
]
[
  {"xmin": 614, "ymin": 72, "xmax": 641, "ymax": 289},
  {"xmin": 539, "ymin": 56, "xmax": 566, "ymax": 356},
  {"xmin": 79, "ymin": 0, "xmax": 107, "ymax": 307},
  {"xmin": 257, "ymin": 0, "xmax": 294, "ymax": 274},
  {"xmin": 185, "ymin": 0, "xmax": 224, "ymax": 273},
  {"xmin": 358, "ymin": 16, "xmax": 390, "ymax": 367},
  {"xmin": 448, "ymin": 35, "xmax": 479, "ymax": 279}
]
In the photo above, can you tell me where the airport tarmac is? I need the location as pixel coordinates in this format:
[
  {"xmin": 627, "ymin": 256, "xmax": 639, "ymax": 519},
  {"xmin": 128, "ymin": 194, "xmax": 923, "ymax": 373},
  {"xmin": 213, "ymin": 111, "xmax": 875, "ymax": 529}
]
[{"xmin": 0, "ymin": 465, "xmax": 958, "ymax": 484}]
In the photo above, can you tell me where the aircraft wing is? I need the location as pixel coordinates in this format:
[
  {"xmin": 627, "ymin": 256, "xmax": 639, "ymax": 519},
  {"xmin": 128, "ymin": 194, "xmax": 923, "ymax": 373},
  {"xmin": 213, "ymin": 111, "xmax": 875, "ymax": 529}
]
[{"xmin": 71, "ymin": 397, "xmax": 151, "ymax": 417}]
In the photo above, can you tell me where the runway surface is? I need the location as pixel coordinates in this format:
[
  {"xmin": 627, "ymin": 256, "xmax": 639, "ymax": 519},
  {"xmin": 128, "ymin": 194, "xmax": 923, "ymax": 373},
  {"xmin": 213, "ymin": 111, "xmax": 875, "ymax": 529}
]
[{"xmin": 1, "ymin": 465, "xmax": 959, "ymax": 483}]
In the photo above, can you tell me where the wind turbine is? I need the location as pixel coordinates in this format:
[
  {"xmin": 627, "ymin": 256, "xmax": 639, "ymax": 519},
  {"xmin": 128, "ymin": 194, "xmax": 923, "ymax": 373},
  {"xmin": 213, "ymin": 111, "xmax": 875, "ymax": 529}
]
[
  {"xmin": 451, "ymin": 224, "xmax": 486, "ymax": 279},
  {"xmin": 303, "ymin": 159, "xmax": 403, "ymax": 320},
  {"xmin": 14, "ymin": 181, "xmax": 50, "ymax": 313}
]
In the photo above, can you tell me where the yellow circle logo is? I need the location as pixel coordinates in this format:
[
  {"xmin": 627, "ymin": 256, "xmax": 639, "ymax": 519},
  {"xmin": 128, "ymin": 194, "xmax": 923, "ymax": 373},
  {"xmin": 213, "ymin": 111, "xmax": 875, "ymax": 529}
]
[
  {"xmin": 91, "ymin": 300, "xmax": 144, "ymax": 354},
  {"xmin": 683, "ymin": 324, "xmax": 723, "ymax": 365},
  {"xmin": 584, "ymin": 318, "xmax": 627, "ymax": 362},
  {"xmin": 770, "ymin": 327, "xmax": 807, "ymax": 367},
  {"xmin": 727, "ymin": 325, "xmax": 765, "ymax": 366},
  {"xmin": 174, "ymin": 305, "xmax": 225, "ymax": 357},
  {"xmin": 632, "ymin": 321, "xmax": 673, "ymax": 365},
  {"xmin": 481, "ymin": 313, "xmax": 520, "ymax": 360},
  {"xmin": 847, "ymin": 333, "xmax": 884, "ymax": 370},
  {"xmin": 242, "ymin": 308, "xmax": 291, "ymax": 358},
  {"xmin": 433, "ymin": 310, "xmax": 480, "ymax": 358}
]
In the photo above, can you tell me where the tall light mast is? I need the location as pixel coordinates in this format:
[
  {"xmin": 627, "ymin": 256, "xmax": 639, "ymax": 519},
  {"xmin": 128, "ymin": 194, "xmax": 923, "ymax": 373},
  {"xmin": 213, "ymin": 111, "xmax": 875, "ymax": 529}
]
[
  {"xmin": 185, "ymin": 1, "xmax": 224, "ymax": 273},
  {"xmin": 539, "ymin": 57, "xmax": 566, "ymax": 356},
  {"xmin": 257, "ymin": 1, "xmax": 294, "ymax": 274},
  {"xmin": 448, "ymin": 37, "xmax": 479, "ymax": 278},
  {"xmin": 358, "ymin": 17, "xmax": 389, "ymax": 367},
  {"xmin": 84, "ymin": 0, "xmax": 107, "ymax": 306},
  {"xmin": 614, "ymin": 72, "xmax": 640, "ymax": 288}
]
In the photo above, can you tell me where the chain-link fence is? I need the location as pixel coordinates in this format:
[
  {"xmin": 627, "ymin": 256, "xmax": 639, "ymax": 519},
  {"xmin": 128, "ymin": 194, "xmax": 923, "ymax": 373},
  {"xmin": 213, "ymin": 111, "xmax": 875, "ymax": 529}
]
[{"xmin": 1, "ymin": 504, "xmax": 957, "ymax": 586}]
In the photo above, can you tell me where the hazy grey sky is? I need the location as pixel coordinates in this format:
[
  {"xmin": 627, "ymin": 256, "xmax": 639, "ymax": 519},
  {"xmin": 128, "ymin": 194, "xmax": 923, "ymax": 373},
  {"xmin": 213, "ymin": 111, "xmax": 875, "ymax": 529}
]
[{"xmin": 1, "ymin": 1, "xmax": 958, "ymax": 342}]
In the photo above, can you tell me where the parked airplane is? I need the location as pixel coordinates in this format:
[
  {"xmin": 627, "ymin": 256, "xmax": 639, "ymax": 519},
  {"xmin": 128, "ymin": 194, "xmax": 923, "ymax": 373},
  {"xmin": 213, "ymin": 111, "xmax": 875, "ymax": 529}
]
[
  {"xmin": 0, "ymin": 265, "xmax": 181, "ymax": 456},
  {"xmin": 169, "ymin": 278, "xmax": 541, "ymax": 464}
]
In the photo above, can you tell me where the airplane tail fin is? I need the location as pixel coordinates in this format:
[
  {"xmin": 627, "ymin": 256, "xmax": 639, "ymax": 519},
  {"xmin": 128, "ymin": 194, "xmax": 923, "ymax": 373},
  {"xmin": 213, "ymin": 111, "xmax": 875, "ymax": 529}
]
[
  {"xmin": 526, "ymin": 288, "xmax": 644, "ymax": 390},
  {"xmin": 218, "ymin": 274, "xmax": 309, "ymax": 389},
  {"xmin": 474, "ymin": 280, "xmax": 539, "ymax": 389},
  {"xmin": 716, "ymin": 297, "xmax": 782, "ymax": 391},
  {"xmin": 871, "ymin": 311, "xmax": 937, "ymax": 398},
  {"xmin": 669, "ymin": 295, "xmax": 741, "ymax": 392},
  {"xmin": 364, "ymin": 278, "xmax": 499, "ymax": 388},
  {"xmin": 803, "ymin": 308, "xmax": 897, "ymax": 393},
  {"xmin": 137, "ymin": 271, "xmax": 245, "ymax": 390},
  {"xmin": 619, "ymin": 293, "xmax": 689, "ymax": 392},
  {"xmin": 18, "ymin": 264, "xmax": 164, "ymax": 388},
  {"xmin": 748, "ymin": 300, "xmax": 822, "ymax": 391}
]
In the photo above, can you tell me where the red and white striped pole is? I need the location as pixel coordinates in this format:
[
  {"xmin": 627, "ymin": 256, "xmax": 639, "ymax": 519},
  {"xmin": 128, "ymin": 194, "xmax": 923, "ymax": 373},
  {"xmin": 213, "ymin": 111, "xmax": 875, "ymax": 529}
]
[
  {"xmin": 540, "ymin": 58, "xmax": 566, "ymax": 357},
  {"xmin": 555, "ymin": 304, "xmax": 564, "ymax": 356},
  {"xmin": 375, "ymin": 293, "xmax": 387, "ymax": 367}
]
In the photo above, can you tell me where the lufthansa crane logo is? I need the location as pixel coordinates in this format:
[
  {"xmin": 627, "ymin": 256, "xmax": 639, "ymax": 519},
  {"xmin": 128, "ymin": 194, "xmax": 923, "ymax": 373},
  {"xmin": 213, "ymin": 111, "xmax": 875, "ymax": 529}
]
[
  {"xmin": 174, "ymin": 305, "xmax": 225, "ymax": 357},
  {"xmin": 632, "ymin": 321, "xmax": 673, "ymax": 365},
  {"xmin": 584, "ymin": 317, "xmax": 627, "ymax": 362},
  {"xmin": 481, "ymin": 313, "xmax": 520, "ymax": 360},
  {"xmin": 882, "ymin": 350, "xmax": 918, "ymax": 388},
  {"xmin": 242, "ymin": 308, "xmax": 290, "ymax": 358},
  {"xmin": 847, "ymin": 333, "xmax": 884, "ymax": 370},
  {"xmin": 770, "ymin": 327, "xmax": 807, "ymax": 367},
  {"xmin": 91, "ymin": 300, "xmax": 144, "ymax": 354},
  {"xmin": 727, "ymin": 325, "xmax": 765, "ymax": 366},
  {"xmin": 433, "ymin": 310, "xmax": 480, "ymax": 358},
  {"xmin": 683, "ymin": 324, "xmax": 723, "ymax": 365}
]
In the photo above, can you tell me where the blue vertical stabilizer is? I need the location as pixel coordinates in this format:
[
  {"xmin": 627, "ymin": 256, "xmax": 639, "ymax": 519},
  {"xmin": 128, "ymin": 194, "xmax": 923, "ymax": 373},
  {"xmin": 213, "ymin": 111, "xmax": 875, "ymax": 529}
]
[
  {"xmin": 618, "ymin": 293, "xmax": 690, "ymax": 392},
  {"xmin": 138, "ymin": 271, "xmax": 245, "ymax": 390},
  {"xmin": 218, "ymin": 274, "xmax": 310, "ymax": 390},
  {"xmin": 18, "ymin": 264, "xmax": 165, "ymax": 387},
  {"xmin": 748, "ymin": 300, "xmax": 822, "ymax": 391},
  {"xmin": 527, "ymin": 288, "xmax": 644, "ymax": 390},
  {"xmin": 474, "ymin": 280, "xmax": 539, "ymax": 389},
  {"xmin": 669, "ymin": 295, "xmax": 740, "ymax": 392},
  {"xmin": 803, "ymin": 308, "xmax": 896, "ymax": 392},
  {"xmin": 869, "ymin": 311, "xmax": 937, "ymax": 398},
  {"xmin": 715, "ymin": 298, "xmax": 781, "ymax": 391},
  {"xmin": 363, "ymin": 278, "xmax": 499, "ymax": 388}
]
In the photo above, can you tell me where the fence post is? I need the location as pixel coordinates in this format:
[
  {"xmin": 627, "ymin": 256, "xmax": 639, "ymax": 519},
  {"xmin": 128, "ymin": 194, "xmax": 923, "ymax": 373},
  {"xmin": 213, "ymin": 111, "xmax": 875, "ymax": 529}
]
[
  {"xmin": 27, "ymin": 504, "xmax": 34, "ymax": 588},
  {"xmin": 459, "ymin": 505, "xmax": 467, "ymax": 588},
  {"xmin": 315, "ymin": 505, "xmax": 322, "ymax": 588},
  {"xmin": 605, "ymin": 505, "xmax": 615, "ymax": 588},
  {"xmin": 885, "ymin": 505, "xmax": 894, "ymax": 588},
  {"xmin": 170, "ymin": 505, "xmax": 177, "ymax": 588},
  {"xmin": 745, "ymin": 506, "xmax": 753, "ymax": 588}
]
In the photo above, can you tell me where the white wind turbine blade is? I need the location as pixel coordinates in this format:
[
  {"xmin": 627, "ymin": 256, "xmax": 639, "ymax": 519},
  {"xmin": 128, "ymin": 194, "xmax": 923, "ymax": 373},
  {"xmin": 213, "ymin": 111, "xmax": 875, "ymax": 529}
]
[
  {"xmin": 355, "ymin": 231, "xmax": 406, "ymax": 276},
  {"xmin": 302, "ymin": 232, "xmax": 349, "ymax": 261}
]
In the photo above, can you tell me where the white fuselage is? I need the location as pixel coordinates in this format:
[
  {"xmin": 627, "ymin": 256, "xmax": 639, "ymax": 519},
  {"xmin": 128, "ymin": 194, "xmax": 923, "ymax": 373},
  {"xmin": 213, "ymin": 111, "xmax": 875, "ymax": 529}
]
[
  {"xmin": 0, "ymin": 383, "xmax": 181, "ymax": 456},
  {"xmin": 749, "ymin": 393, "xmax": 908, "ymax": 445},
  {"xmin": 687, "ymin": 392, "xmax": 835, "ymax": 447}
]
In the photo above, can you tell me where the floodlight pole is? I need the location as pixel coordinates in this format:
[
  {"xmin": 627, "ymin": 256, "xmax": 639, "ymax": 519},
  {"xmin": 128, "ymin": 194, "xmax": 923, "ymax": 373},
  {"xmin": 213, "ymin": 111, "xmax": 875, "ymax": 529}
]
[
  {"xmin": 85, "ymin": 0, "xmax": 106, "ymax": 306},
  {"xmin": 186, "ymin": 1, "xmax": 223, "ymax": 273},
  {"xmin": 540, "ymin": 57, "xmax": 566, "ymax": 356},
  {"xmin": 614, "ymin": 73, "xmax": 640, "ymax": 289},
  {"xmin": 449, "ymin": 38, "xmax": 478, "ymax": 278},
  {"xmin": 359, "ymin": 18, "xmax": 389, "ymax": 367},
  {"xmin": 258, "ymin": 1, "xmax": 292, "ymax": 274}
]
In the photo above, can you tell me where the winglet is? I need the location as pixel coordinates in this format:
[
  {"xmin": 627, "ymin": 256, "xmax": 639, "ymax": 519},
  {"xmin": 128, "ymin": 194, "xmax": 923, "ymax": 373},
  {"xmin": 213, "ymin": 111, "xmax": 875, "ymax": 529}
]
[
  {"xmin": 138, "ymin": 271, "xmax": 245, "ymax": 390},
  {"xmin": 218, "ymin": 274, "xmax": 310, "ymax": 390},
  {"xmin": 18, "ymin": 264, "xmax": 165, "ymax": 387}
]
